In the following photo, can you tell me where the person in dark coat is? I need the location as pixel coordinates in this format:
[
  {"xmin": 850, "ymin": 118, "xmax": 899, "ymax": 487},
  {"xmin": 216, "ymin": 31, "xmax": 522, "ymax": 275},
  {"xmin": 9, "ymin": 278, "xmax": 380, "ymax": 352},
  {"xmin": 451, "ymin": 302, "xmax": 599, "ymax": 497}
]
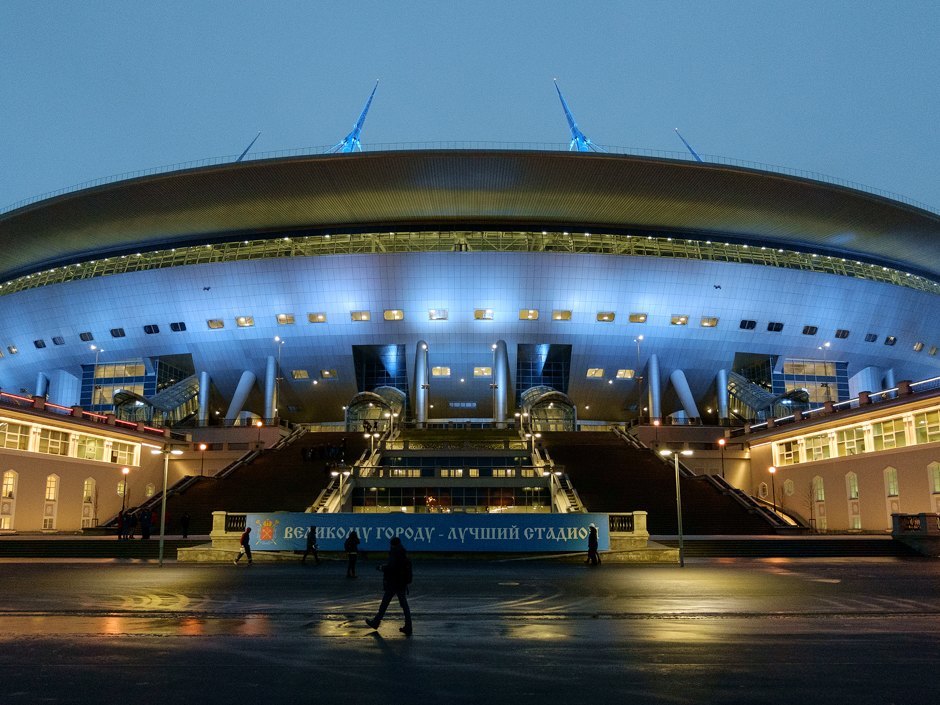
[
  {"xmin": 586, "ymin": 524, "xmax": 601, "ymax": 566},
  {"xmin": 180, "ymin": 512, "xmax": 190, "ymax": 539},
  {"xmin": 139, "ymin": 509, "xmax": 151, "ymax": 540},
  {"xmin": 301, "ymin": 526, "xmax": 320, "ymax": 564},
  {"xmin": 344, "ymin": 530, "xmax": 360, "ymax": 578},
  {"xmin": 116, "ymin": 511, "xmax": 126, "ymax": 540},
  {"xmin": 234, "ymin": 526, "xmax": 253, "ymax": 565},
  {"xmin": 365, "ymin": 536, "xmax": 412, "ymax": 635}
]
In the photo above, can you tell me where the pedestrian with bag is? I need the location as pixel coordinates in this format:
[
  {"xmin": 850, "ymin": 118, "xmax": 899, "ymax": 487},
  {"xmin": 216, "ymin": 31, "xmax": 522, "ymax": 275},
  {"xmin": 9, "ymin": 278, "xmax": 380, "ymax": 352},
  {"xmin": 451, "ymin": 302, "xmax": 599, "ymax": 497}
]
[
  {"xmin": 301, "ymin": 526, "xmax": 320, "ymax": 564},
  {"xmin": 233, "ymin": 526, "xmax": 253, "ymax": 565},
  {"xmin": 365, "ymin": 536, "xmax": 412, "ymax": 636},
  {"xmin": 586, "ymin": 523, "xmax": 601, "ymax": 566}
]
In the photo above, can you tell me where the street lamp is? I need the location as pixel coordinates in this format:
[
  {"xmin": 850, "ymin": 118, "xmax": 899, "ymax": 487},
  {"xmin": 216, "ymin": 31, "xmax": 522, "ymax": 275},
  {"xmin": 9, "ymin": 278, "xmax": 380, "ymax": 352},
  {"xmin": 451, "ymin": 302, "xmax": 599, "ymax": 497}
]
[
  {"xmin": 769, "ymin": 466, "xmax": 777, "ymax": 513},
  {"xmin": 634, "ymin": 335, "xmax": 644, "ymax": 421},
  {"xmin": 198, "ymin": 443, "xmax": 207, "ymax": 477},
  {"xmin": 652, "ymin": 418, "xmax": 660, "ymax": 446},
  {"xmin": 717, "ymin": 438, "xmax": 726, "ymax": 479},
  {"xmin": 255, "ymin": 420, "xmax": 263, "ymax": 448},
  {"xmin": 150, "ymin": 444, "xmax": 184, "ymax": 567},
  {"xmin": 818, "ymin": 341, "xmax": 832, "ymax": 401},
  {"xmin": 331, "ymin": 469, "xmax": 351, "ymax": 510},
  {"xmin": 121, "ymin": 467, "xmax": 129, "ymax": 512},
  {"xmin": 660, "ymin": 449, "xmax": 693, "ymax": 567},
  {"xmin": 90, "ymin": 345, "xmax": 105, "ymax": 407},
  {"xmin": 366, "ymin": 431, "xmax": 380, "ymax": 455}
]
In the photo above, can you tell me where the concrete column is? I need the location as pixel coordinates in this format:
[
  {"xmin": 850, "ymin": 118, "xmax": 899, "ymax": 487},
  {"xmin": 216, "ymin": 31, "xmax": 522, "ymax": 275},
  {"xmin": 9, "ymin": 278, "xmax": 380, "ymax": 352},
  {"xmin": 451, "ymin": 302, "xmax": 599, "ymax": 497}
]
[
  {"xmin": 414, "ymin": 341, "xmax": 429, "ymax": 428},
  {"xmin": 849, "ymin": 366, "xmax": 881, "ymax": 399},
  {"xmin": 493, "ymin": 340, "xmax": 509, "ymax": 428},
  {"xmin": 716, "ymin": 369, "xmax": 729, "ymax": 423},
  {"xmin": 670, "ymin": 369, "xmax": 700, "ymax": 420},
  {"xmin": 225, "ymin": 371, "xmax": 257, "ymax": 424},
  {"xmin": 264, "ymin": 355, "xmax": 277, "ymax": 422},
  {"xmin": 883, "ymin": 368, "xmax": 897, "ymax": 399},
  {"xmin": 35, "ymin": 372, "xmax": 49, "ymax": 398},
  {"xmin": 647, "ymin": 354, "xmax": 662, "ymax": 421},
  {"xmin": 198, "ymin": 371, "xmax": 210, "ymax": 426}
]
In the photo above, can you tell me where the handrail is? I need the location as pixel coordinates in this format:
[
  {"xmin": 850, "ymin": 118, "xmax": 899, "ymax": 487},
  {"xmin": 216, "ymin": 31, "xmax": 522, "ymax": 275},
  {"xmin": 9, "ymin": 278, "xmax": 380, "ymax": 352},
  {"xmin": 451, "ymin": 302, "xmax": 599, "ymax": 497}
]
[{"xmin": 4, "ymin": 141, "xmax": 936, "ymax": 216}]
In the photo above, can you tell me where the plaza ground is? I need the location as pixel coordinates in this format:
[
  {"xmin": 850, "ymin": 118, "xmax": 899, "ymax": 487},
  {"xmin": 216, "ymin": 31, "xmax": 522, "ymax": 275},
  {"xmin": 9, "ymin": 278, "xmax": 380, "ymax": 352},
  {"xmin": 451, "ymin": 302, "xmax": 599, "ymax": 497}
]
[{"xmin": 0, "ymin": 554, "xmax": 938, "ymax": 703}]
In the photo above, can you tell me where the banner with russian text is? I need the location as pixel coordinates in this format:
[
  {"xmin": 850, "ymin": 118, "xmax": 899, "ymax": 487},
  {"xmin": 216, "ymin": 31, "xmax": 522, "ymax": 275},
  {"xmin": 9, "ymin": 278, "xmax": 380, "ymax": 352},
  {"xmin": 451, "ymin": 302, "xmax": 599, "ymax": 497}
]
[{"xmin": 245, "ymin": 512, "xmax": 610, "ymax": 552}]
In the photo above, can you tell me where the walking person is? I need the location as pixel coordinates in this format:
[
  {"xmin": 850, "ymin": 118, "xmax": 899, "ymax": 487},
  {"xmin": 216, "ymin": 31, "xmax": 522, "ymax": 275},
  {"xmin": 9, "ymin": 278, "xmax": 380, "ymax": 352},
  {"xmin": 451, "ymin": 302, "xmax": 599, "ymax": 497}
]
[
  {"xmin": 116, "ymin": 510, "xmax": 126, "ymax": 541},
  {"xmin": 301, "ymin": 526, "xmax": 320, "ymax": 564},
  {"xmin": 586, "ymin": 523, "xmax": 601, "ymax": 566},
  {"xmin": 180, "ymin": 512, "xmax": 190, "ymax": 539},
  {"xmin": 234, "ymin": 526, "xmax": 253, "ymax": 565},
  {"xmin": 344, "ymin": 530, "xmax": 360, "ymax": 578},
  {"xmin": 139, "ymin": 509, "xmax": 151, "ymax": 540},
  {"xmin": 365, "ymin": 536, "xmax": 412, "ymax": 636}
]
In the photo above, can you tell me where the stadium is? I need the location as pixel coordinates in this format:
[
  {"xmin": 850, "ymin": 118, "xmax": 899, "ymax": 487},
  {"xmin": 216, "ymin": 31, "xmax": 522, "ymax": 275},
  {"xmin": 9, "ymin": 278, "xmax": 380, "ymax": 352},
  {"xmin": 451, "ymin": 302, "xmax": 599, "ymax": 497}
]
[{"xmin": 1, "ymin": 138, "xmax": 939, "ymax": 538}]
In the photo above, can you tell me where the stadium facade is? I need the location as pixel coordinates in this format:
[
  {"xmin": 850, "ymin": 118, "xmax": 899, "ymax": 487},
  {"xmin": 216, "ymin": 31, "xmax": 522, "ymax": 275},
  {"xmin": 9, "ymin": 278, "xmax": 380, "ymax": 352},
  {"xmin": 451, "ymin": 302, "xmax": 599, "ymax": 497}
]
[{"xmin": 1, "ymin": 149, "xmax": 938, "ymax": 431}]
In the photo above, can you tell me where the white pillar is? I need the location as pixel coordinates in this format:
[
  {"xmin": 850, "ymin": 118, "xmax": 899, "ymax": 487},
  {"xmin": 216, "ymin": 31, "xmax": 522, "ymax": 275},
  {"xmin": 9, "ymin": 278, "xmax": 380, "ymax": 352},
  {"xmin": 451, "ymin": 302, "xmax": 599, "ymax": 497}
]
[
  {"xmin": 647, "ymin": 354, "xmax": 662, "ymax": 421},
  {"xmin": 225, "ymin": 371, "xmax": 257, "ymax": 424},
  {"xmin": 414, "ymin": 341, "xmax": 429, "ymax": 428},
  {"xmin": 198, "ymin": 371, "xmax": 210, "ymax": 426}
]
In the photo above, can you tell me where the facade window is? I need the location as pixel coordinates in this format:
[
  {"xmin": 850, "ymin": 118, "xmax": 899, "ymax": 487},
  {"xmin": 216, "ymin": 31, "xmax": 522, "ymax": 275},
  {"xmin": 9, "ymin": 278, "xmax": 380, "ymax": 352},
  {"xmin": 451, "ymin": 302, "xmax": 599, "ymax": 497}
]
[
  {"xmin": 884, "ymin": 467, "xmax": 899, "ymax": 497},
  {"xmin": 320, "ymin": 369, "xmax": 336, "ymax": 379},
  {"xmin": 111, "ymin": 442, "xmax": 135, "ymax": 466},
  {"xmin": 804, "ymin": 433, "xmax": 831, "ymax": 461},
  {"xmin": 431, "ymin": 366, "xmax": 451, "ymax": 377},
  {"xmin": 110, "ymin": 328, "xmax": 126, "ymax": 338},
  {"xmin": 473, "ymin": 367, "xmax": 492, "ymax": 377},
  {"xmin": 76, "ymin": 435, "xmax": 105, "ymax": 461},
  {"xmin": 276, "ymin": 314, "xmax": 295, "ymax": 325},
  {"xmin": 2, "ymin": 470, "xmax": 16, "ymax": 499},
  {"xmin": 207, "ymin": 319, "xmax": 224, "ymax": 329},
  {"xmin": 143, "ymin": 324, "xmax": 160, "ymax": 335},
  {"xmin": 236, "ymin": 316, "xmax": 254, "ymax": 328},
  {"xmin": 292, "ymin": 370, "xmax": 309, "ymax": 380},
  {"xmin": 930, "ymin": 346, "xmax": 938, "ymax": 356},
  {"xmin": 169, "ymin": 321, "xmax": 187, "ymax": 332},
  {"xmin": 913, "ymin": 342, "xmax": 924, "ymax": 352},
  {"xmin": 552, "ymin": 310, "xmax": 572, "ymax": 321},
  {"xmin": 308, "ymin": 312, "xmax": 327, "ymax": 323},
  {"xmin": 670, "ymin": 314, "xmax": 689, "ymax": 326},
  {"xmin": 384, "ymin": 310, "xmax": 405, "ymax": 321},
  {"xmin": 616, "ymin": 369, "xmax": 635, "ymax": 379},
  {"xmin": 700, "ymin": 317, "xmax": 719, "ymax": 328},
  {"xmin": 864, "ymin": 333, "xmax": 878, "ymax": 343},
  {"xmin": 440, "ymin": 469, "xmax": 464, "ymax": 478},
  {"xmin": 596, "ymin": 312, "xmax": 615, "ymax": 322},
  {"xmin": 802, "ymin": 326, "xmax": 818, "ymax": 336},
  {"xmin": 846, "ymin": 472, "xmax": 859, "ymax": 500},
  {"xmin": 7, "ymin": 346, "xmax": 18, "ymax": 355},
  {"xmin": 38, "ymin": 429, "xmax": 69, "ymax": 456},
  {"xmin": 519, "ymin": 309, "xmax": 539, "ymax": 320},
  {"xmin": 628, "ymin": 313, "xmax": 648, "ymax": 323},
  {"xmin": 836, "ymin": 427, "xmax": 866, "ymax": 456},
  {"xmin": 914, "ymin": 410, "xmax": 940, "ymax": 444},
  {"xmin": 45, "ymin": 474, "xmax": 59, "ymax": 502},
  {"xmin": 82, "ymin": 478, "xmax": 96, "ymax": 503},
  {"xmin": 474, "ymin": 309, "xmax": 495, "ymax": 320},
  {"xmin": 930, "ymin": 462, "xmax": 940, "ymax": 494},
  {"xmin": 872, "ymin": 418, "xmax": 907, "ymax": 451},
  {"xmin": 812, "ymin": 476, "xmax": 825, "ymax": 502},
  {"xmin": 351, "ymin": 311, "xmax": 371, "ymax": 322},
  {"xmin": 492, "ymin": 468, "xmax": 516, "ymax": 478},
  {"xmin": 428, "ymin": 309, "xmax": 448, "ymax": 321},
  {"xmin": 0, "ymin": 422, "xmax": 29, "ymax": 450},
  {"xmin": 884, "ymin": 336, "xmax": 897, "ymax": 346},
  {"xmin": 52, "ymin": 336, "xmax": 65, "ymax": 345},
  {"xmin": 586, "ymin": 368, "xmax": 605, "ymax": 378},
  {"xmin": 776, "ymin": 440, "xmax": 799, "ymax": 466},
  {"xmin": 145, "ymin": 483, "xmax": 155, "ymax": 498},
  {"xmin": 33, "ymin": 339, "xmax": 46, "ymax": 349},
  {"xmin": 783, "ymin": 479, "xmax": 795, "ymax": 497},
  {"xmin": 758, "ymin": 482, "xmax": 769, "ymax": 499},
  {"xmin": 79, "ymin": 332, "xmax": 94, "ymax": 342},
  {"xmin": 767, "ymin": 321, "xmax": 784, "ymax": 332},
  {"xmin": 740, "ymin": 319, "xmax": 756, "ymax": 330},
  {"xmin": 835, "ymin": 329, "xmax": 850, "ymax": 339}
]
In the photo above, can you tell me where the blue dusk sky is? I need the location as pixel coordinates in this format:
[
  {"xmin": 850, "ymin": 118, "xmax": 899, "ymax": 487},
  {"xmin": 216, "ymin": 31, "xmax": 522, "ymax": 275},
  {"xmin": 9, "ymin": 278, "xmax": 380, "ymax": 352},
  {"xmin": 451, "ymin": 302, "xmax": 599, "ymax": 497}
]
[{"xmin": 2, "ymin": 1, "xmax": 938, "ymax": 212}]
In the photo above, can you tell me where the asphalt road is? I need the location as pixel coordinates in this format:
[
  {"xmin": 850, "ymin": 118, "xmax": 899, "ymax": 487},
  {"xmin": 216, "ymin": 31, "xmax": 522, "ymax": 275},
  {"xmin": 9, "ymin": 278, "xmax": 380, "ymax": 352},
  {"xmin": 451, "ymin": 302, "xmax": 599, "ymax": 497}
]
[{"xmin": 1, "ymin": 556, "xmax": 938, "ymax": 704}]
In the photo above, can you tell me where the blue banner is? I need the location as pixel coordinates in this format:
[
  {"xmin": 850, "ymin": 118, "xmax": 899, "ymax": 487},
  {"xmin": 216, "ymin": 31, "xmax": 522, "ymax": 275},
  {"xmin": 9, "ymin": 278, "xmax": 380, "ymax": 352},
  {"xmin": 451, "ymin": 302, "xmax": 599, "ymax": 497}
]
[{"xmin": 245, "ymin": 512, "xmax": 610, "ymax": 553}]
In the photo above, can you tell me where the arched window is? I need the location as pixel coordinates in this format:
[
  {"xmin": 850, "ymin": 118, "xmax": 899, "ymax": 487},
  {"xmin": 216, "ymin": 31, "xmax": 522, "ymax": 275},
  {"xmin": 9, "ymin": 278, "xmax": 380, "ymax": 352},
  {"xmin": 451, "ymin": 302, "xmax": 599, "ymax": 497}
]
[
  {"xmin": 45, "ymin": 474, "xmax": 59, "ymax": 501},
  {"xmin": 43, "ymin": 474, "xmax": 60, "ymax": 530},
  {"xmin": 0, "ymin": 470, "xmax": 17, "ymax": 530},
  {"xmin": 82, "ymin": 478, "xmax": 96, "ymax": 503},
  {"xmin": 884, "ymin": 467, "xmax": 899, "ymax": 497},
  {"xmin": 812, "ymin": 476, "xmax": 825, "ymax": 502},
  {"xmin": 2, "ymin": 470, "xmax": 16, "ymax": 499},
  {"xmin": 929, "ymin": 462, "xmax": 940, "ymax": 494},
  {"xmin": 845, "ymin": 472, "xmax": 859, "ymax": 500}
]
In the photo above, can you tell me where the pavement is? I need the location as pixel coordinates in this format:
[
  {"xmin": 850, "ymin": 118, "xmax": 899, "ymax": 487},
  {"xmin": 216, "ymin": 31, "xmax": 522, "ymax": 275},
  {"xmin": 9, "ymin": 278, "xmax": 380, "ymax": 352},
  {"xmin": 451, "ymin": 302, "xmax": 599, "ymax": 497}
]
[{"xmin": 1, "ymin": 553, "xmax": 939, "ymax": 703}]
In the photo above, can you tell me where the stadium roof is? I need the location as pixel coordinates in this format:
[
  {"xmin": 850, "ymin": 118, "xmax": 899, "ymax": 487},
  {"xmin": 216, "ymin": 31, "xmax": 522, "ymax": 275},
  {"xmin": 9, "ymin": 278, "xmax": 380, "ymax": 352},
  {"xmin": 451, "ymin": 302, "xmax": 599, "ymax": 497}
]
[{"xmin": 2, "ymin": 150, "xmax": 939, "ymax": 281}]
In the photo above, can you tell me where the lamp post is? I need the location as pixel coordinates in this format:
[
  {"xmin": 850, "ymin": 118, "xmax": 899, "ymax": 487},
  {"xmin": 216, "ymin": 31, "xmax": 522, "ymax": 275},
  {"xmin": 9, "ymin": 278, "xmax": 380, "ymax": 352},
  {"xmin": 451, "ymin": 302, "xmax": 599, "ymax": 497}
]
[
  {"xmin": 660, "ymin": 449, "xmax": 693, "ymax": 567},
  {"xmin": 121, "ymin": 467, "xmax": 129, "ymax": 512},
  {"xmin": 818, "ymin": 341, "xmax": 832, "ymax": 401},
  {"xmin": 769, "ymin": 466, "xmax": 777, "ymax": 513},
  {"xmin": 634, "ymin": 335, "xmax": 644, "ymax": 422},
  {"xmin": 366, "ymin": 431, "xmax": 380, "ymax": 456},
  {"xmin": 652, "ymin": 418, "xmax": 660, "ymax": 446},
  {"xmin": 198, "ymin": 443, "xmax": 207, "ymax": 477},
  {"xmin": 255, "ymin": 420, "xmax": 263, "ymax": 449},
  {"xmin": 151, "ymin": 444, "xmax": 183, "ymax": 567},
  {"xmin": 717, "ymin": 438, "xmax": 726, "ymax": 479},
  {"xmin": 90, "ymin": 345, "xmax": 104, "ymax": 407},
  {"xmin": 331, "ymin": 469, "xmax": 351, "ymax": 510}
]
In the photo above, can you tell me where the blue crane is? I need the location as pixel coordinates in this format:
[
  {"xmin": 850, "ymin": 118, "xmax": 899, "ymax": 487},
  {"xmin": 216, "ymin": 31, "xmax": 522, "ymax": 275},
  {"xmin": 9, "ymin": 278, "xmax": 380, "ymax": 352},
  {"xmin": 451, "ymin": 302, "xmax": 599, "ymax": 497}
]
[
  {"xmin": 674, "ymin": 128, "xmax": 703, "ymax": 162},
  {"xmin": 331, "ymin": 81, "xmax": 379, "ymax": 153},
  {"xmin": 554, "ymin": 79, "xmax": 604, "ymax": 152},
  {"xmin": 236, "ymin": 131, "xmax": 262, "ymax": 163}
]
